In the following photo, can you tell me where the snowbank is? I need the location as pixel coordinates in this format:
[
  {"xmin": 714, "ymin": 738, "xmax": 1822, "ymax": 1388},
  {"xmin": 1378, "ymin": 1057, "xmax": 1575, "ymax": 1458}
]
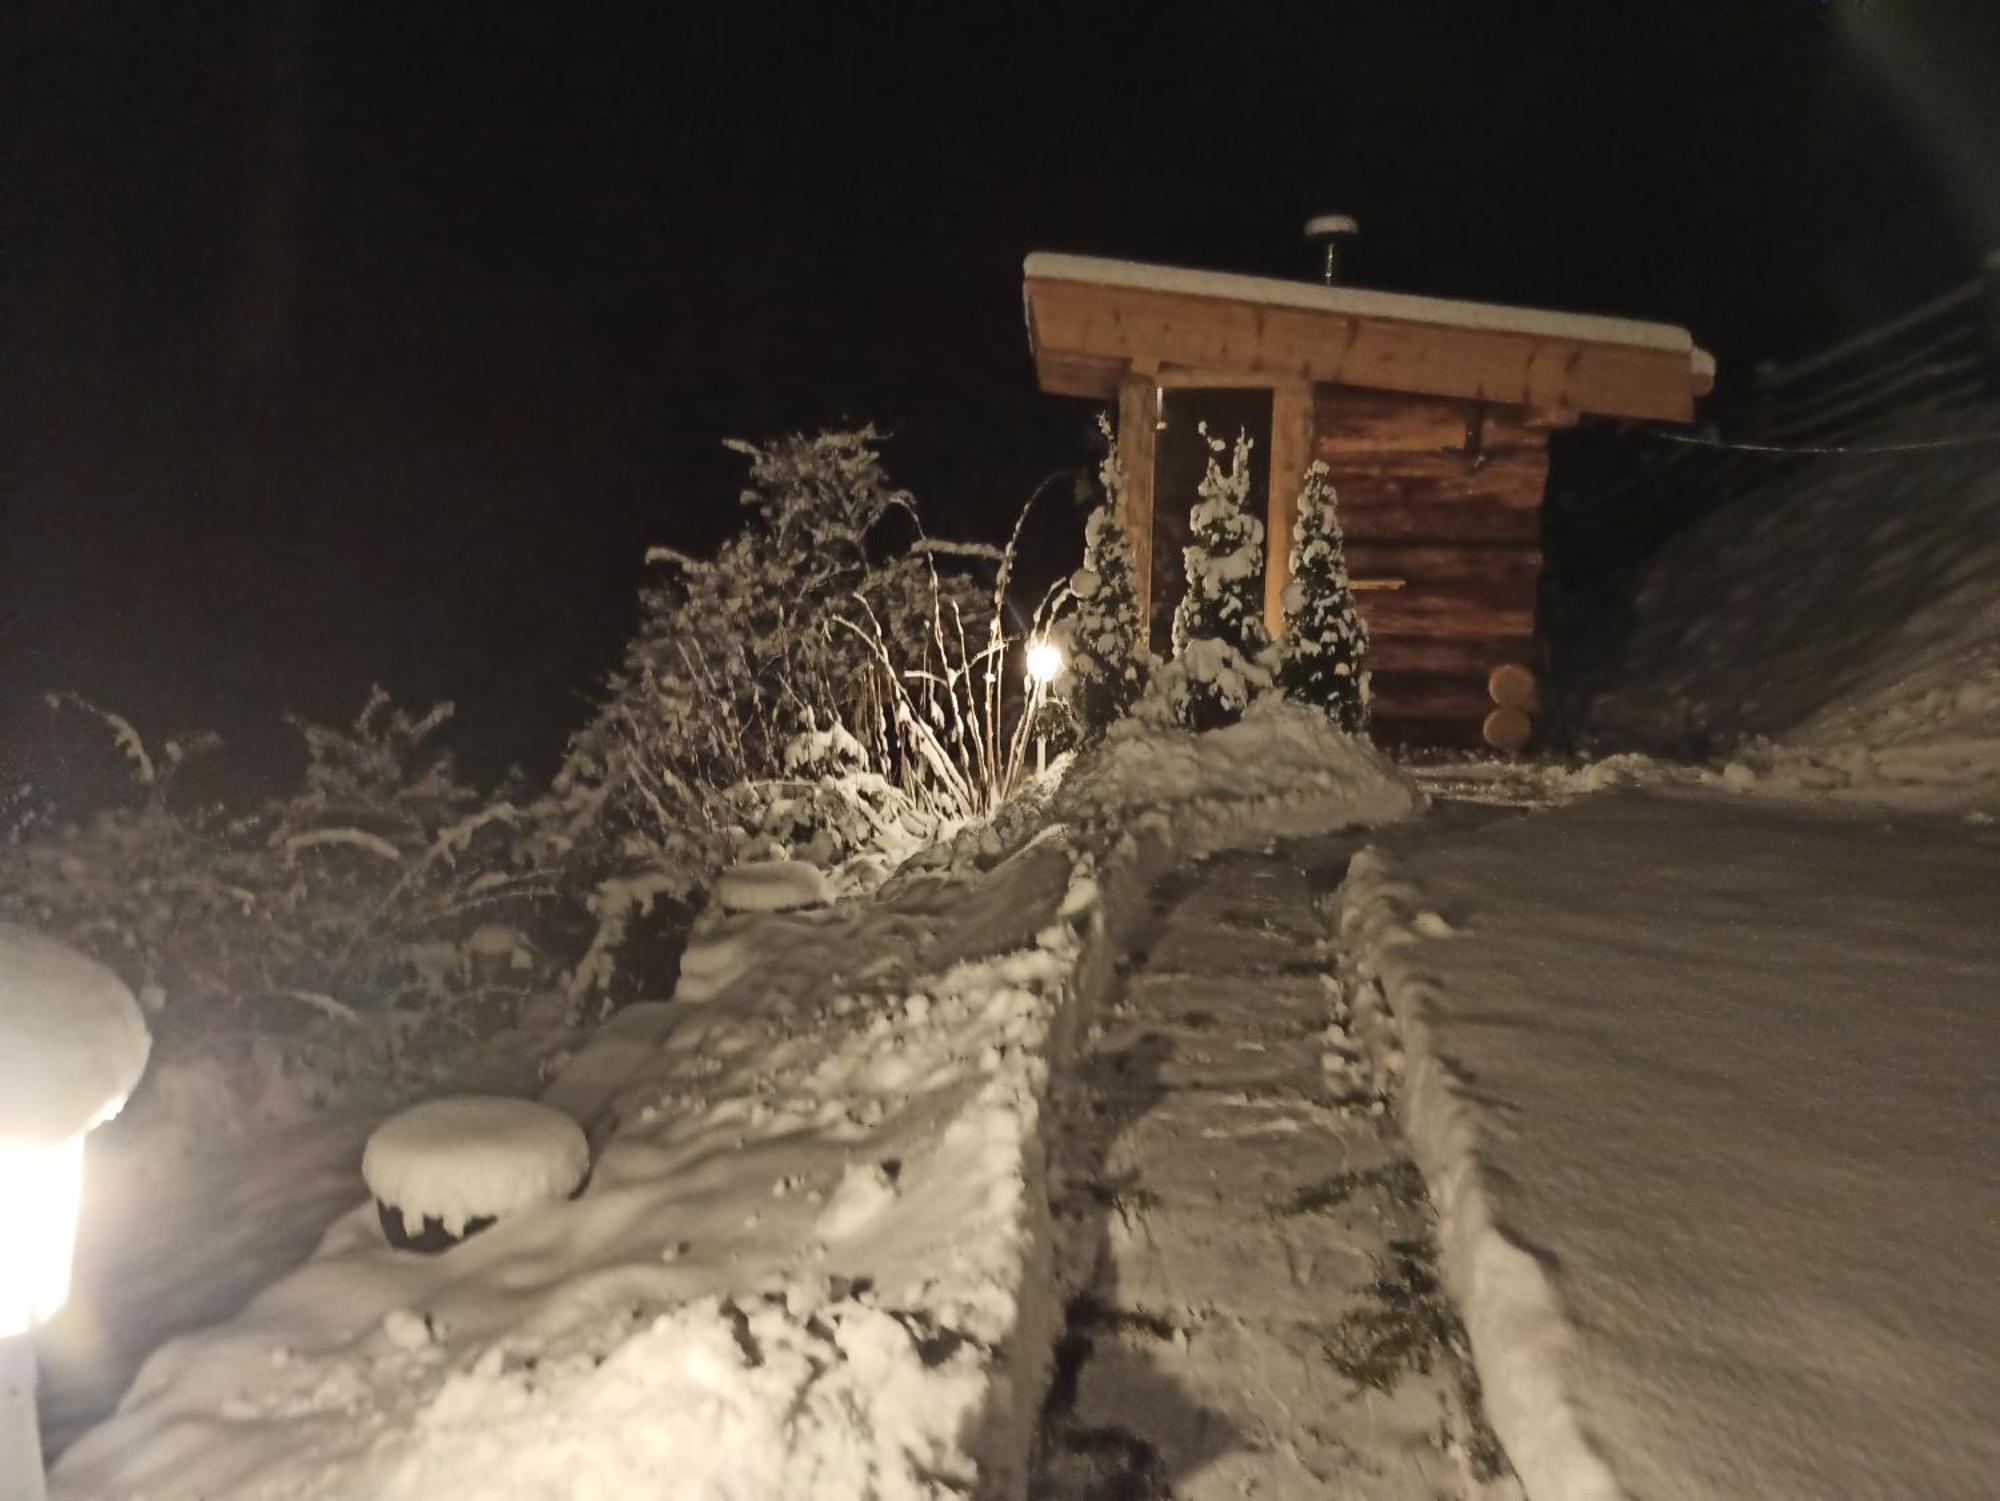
[
  {"xmin": 53, "ymin": 720, "xmax": 1420, "ymax": 1500},
  {"xmin": 1591, "ymin": 403, "xmax": 2000, "ymax": 811},
  {"xmin": 1058, "ymin": 696, "xmax": 1424, "ymax": 848},
  {"xmin": 53, "ymin": 836, "xmax": 1095, "ymax": 1501},
  {"xmin": 1338, "ymin": 791, "xmax": 2000, "ymax": 1501}
]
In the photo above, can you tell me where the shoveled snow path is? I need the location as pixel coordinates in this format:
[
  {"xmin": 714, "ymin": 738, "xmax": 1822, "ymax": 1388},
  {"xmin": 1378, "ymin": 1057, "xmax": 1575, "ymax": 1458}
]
[{"xmin": 1036, "ymin": 840, "xmax": 1518, "ymax": 1500}]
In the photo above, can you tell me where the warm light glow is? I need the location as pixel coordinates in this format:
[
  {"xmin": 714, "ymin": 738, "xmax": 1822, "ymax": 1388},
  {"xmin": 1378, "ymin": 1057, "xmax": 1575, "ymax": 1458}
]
[
  {"xmin": 1025, "ymin": 639, "xmax": 1064, "ymax": 686},
  {"xmin": 0, "ymin": 1131, "xmax": 90, "ymax": 1337}
]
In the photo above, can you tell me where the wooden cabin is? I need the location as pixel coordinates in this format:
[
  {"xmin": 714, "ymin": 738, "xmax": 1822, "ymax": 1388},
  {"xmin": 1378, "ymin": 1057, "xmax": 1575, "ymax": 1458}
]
[{"xmin": 1022, "ymin": 252, "xmax": 1713, "ymax": 748}]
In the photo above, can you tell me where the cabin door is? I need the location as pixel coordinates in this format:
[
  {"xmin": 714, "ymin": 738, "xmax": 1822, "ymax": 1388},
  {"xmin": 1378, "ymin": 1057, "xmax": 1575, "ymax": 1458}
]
[{"xmin": 1150, "ymin": 387, "xmax": 1273, "ymax": 656}]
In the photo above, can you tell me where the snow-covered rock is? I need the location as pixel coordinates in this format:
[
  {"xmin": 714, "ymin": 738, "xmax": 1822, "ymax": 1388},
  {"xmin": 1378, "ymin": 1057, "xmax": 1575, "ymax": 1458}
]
[
  {"xmin": 361, "ymin": 1096, "xmax": 589, "ymax": 1241},
  {"xmin": 0, "ymin": 924, "xmax": 151, "ymax": 1143},
  {"xmin": 715, "ymin": 858, "xmax": 831, "ymax": 914}
]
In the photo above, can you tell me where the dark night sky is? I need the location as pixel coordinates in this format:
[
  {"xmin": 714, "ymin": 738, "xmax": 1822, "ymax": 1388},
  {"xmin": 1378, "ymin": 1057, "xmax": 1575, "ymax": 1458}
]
[{"xmin": 6, "ymin": 0, "xmax": 1999, "ymax": 791}]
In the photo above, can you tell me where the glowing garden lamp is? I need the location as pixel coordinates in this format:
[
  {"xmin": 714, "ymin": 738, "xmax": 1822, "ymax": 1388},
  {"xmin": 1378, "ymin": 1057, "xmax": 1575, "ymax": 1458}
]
[
  {"xmin": 1025, "ymin": 638, "xmax": 1064, "ymax": 689},
  {"xmin": 1, "ymin": 927, "xmax": 151, "ymax": 1501},
  {"xmin": 1024, "ymin": 638, "xmax": 1064, "ymax": 773}
]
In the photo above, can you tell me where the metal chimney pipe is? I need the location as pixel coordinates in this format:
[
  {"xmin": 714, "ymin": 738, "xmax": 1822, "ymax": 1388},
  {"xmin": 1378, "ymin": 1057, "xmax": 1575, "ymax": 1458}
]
[{"xmin": 1303, "ymin": 214, "xmax": 1359, "ymax": 286}]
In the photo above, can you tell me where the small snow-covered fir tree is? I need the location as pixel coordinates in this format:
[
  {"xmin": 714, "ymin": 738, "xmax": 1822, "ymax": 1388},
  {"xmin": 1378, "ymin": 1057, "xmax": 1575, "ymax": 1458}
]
[
  {"xmin": 1278, "ymin": 460, "xmax": 1371, "ymax": 732},
  {"xmin": 1170, "ymin": 424, "xmax": 1272, "ymax": 730},
  {"xmin": 1060, "ymin": 415, "xmax": 1151, "ymax": 737}
]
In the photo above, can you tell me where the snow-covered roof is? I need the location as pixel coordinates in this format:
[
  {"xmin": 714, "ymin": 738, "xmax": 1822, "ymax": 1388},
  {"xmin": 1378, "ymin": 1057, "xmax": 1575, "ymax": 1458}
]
[{"xmin": 1024, "ymin": 252, "xmax": 1695, "ymax": 354}]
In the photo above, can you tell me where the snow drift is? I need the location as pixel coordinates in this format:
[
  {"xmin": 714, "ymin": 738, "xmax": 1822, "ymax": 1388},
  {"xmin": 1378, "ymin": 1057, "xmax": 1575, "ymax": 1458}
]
[
  {"xmin": 1339, "ymin": 791, "xmax": 2000, "ymax": 1501},
  {"xmin": 1590, "ymin": 403, "xmax": 2000, "ymax": 808},
  {"xmin": 53, "ymin": 715, "xmax": 1420, "ymax": 1500}
]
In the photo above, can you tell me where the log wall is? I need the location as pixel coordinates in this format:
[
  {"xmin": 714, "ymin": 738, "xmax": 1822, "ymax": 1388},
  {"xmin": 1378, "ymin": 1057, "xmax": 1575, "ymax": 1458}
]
[{"xmin": 1310, "ymin": 386, "xmax": 1558, "ymax": 748}]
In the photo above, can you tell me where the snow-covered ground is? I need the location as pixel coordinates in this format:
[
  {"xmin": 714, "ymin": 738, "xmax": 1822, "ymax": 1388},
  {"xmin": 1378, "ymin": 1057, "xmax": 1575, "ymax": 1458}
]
[
  {"xmin": 38, "ymin": 497, "xmax": 2000, "ymax": 1501},
  {"xmin": 48, "ymin": 703, "xmax": 1420, "ymax": 1500},
  {"xmin": 1590, "ymin": 403, "xmax": 2000, "ymax": 812},
  {"xmin": 1340, "ymin": 789, "xmax": 2000, "ymax": 1501}
]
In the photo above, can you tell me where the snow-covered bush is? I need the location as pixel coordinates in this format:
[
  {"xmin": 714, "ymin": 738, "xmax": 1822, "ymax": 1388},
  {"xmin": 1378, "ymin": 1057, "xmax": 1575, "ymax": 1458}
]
[
  {"xmin": 0, "ymin": 692, "xmax": 560, "ymax": 1135},
  {"xmin": 1059, "ymin": 416, "xmax": 1151, "ymax": 739},
  {"xmin": 555, "ymin": 431, "xmax": 958, "ymax": 898},
  {"xmin": 1168, "ymin": 425, "xmax": 1273, "ymax": 730},
  {"xmin": 1278, "ymin": 460, "xmax": 1371, "ymax": 733},
  {"xmin": 554, "ymin": 430, "xmax": 1063, "ymax": 1004},
  {"xmin": 837, "ymin": 501, "xmax": 1068, "ymax": 821}
]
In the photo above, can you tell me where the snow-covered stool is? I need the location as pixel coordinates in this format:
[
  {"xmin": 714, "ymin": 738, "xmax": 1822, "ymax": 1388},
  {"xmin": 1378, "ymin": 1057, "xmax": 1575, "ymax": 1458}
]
[
  {"xmin": 361, "ymin": 1096, "xmax": 589, "ymax": 1254},
  {"xmin": 713, "ymin": 858, "xmax": 830, "ymax": 915}
]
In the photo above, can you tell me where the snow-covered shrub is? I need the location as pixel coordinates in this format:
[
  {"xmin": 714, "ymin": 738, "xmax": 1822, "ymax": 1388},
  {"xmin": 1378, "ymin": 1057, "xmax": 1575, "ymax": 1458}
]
[
  {"xmin": 836, "ymin": 502, "xmax": 1068, "ymax": 821},
  {"xmin": 1278, "ymin": 460, "xmax": 1371, "ymax": 733},
  {"xmin": 556, "ymin": 430, "xmax": 950, "ymax": 899},
  {"xmin": 554, "ymin": 430, "xmax": 1061, "ymax": 1004},
  {"xmin": 1059, "ymin": 416, "xmax": 1151, "ymax": 739},
  {"xmin": 0, "ymin": 692, "xmax": 560, "ymax": 1135},
  {"xmin": 1169, "ymin": 425, "xmax": 1273, "ymax": 730}
]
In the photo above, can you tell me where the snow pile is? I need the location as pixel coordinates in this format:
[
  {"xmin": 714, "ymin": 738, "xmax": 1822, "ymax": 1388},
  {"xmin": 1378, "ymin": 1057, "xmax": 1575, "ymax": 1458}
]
[
  {"xmin": 715, "ymin": 857, "xmax": 832, "ymax": 914},
  {"xmin": 1060, "ymin": 695, "xmax": 1423, "ymax": 850},
  {"xmin": 52, "ymin": 833, "xmax": 1101, "ymax": 1501},
  {"xmin": 0, "ymin": 924, "xmax": 151, "ymax": 1142},
  {"xmin": 392, "ymin": 1295, "xmax": 985, "ymax": 1501},
  {"xmin": 670, "ymin": 925, "xmax": 757, "ymax": 1003},
  {"xmin": 361, "ymin": 1097, "xmax": 589, "ymax": 1239},
  {"xmin": 1338, "ymin": 791, "xmax": 2000, "ymax": 1500},
  {"xmin": 51, "ymin": 709, "xmax": 1424, "ymax": 1500},
  {"xmin": 1591, "ymin": 403, "xmax": 2000, "ymax": 809}
]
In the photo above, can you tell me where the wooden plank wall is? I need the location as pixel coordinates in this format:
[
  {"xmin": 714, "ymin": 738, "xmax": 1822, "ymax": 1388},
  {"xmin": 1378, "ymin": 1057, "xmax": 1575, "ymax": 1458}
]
[{"xmin": 1312, "ymin": 386, "xmax": 1552, "ymax": 747}]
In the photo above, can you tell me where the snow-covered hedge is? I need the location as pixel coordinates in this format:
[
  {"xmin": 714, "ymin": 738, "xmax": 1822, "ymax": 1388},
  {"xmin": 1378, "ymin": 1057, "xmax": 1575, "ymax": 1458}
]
[
  {"xmin": 5, "ymin": 430, "xmax": 1086, "ymax": 1130},
  {"xmin": 1, "ymin": 692, "xmax": 565, "ymax": 1137}
]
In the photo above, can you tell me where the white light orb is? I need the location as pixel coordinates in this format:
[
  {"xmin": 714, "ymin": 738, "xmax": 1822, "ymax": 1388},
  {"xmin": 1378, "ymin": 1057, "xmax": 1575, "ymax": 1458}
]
[
  {"xmin": 1025, "ymin": 639, "xmax": 1064, "ymax": 686},
  {"xmin": 1, "ymin": 926, "xmax": 151, "ymax": 1336}
]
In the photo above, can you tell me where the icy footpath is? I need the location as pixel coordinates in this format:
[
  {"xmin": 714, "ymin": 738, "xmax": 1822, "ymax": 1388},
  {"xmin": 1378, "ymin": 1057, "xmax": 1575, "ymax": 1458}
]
[
  {"xmin": 54, "ymin": 701, "xmax": 1419, "ymax": 1501},
  {"xmin": 1337, "ymin": 790, "xmax": 2000, "ymax": 1501}
]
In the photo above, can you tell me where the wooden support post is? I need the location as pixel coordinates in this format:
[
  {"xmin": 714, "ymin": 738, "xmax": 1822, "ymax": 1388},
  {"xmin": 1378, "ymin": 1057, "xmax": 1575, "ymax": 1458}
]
[
  {"xmin": 1116, "ymin": 371, "xmax": 1158, "ymax": 636},
  {"xmin": 1264, "ymin": 381, "xmax": 1314, "ymax": 640}
]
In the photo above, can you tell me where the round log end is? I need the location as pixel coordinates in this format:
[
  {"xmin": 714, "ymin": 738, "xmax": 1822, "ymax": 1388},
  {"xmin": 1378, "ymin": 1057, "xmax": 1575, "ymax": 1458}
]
[
  {"xmin": 1487, "ymin": 662, "xmax": 1540, "ymax": 712},
  {"xmin": 1482, "ymin": 706, "xmax": 1534, "ymax": 753}
]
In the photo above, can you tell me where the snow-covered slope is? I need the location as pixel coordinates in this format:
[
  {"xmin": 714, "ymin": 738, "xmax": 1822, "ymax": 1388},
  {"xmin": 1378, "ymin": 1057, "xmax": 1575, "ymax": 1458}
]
[
  {"xmin": 53, "ymin": 713, "xmax": 1418, "ymax": 1501},
  {"xmin": 1339, "ymin": 792, "xmax": 2000, "ymax": 1501},
  {"xmin": 1590, "ymin": 404, "xmax": 2000, "ymax": 808}
]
